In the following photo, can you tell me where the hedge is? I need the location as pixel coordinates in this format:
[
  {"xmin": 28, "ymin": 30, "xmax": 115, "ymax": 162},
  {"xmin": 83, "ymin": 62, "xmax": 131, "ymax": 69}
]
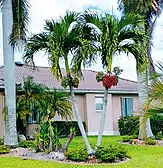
[
  {"xmin": 118, "ymin": 115, "xmax": 163, "ymax": 136},
  {"xmin": 52, "ymin": 121, "xmax": 86, "ymax": 137}
]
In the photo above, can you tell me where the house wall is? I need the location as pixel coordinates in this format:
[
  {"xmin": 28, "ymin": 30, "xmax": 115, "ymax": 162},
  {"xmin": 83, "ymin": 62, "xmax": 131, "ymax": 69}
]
[
  {"xmin": 52, "ymin": 94, "xmax": 86, "ymax": 122},
  {"xmin": 0, "ymin": 93, "xmax": 4, "ymax": 136},
  {"xmin": 112, "ymin": 94, "xmax": 139, "ymax": 133},
  {"xmin": 0, "ymin": 92, "xmax": 139, "ymax": 137},
  {"xmin": 85, "ymin": 93, "xmax": 114, "ymax": 135},
  {"xmin": 27, "ymin": 94, "xmax": 86, "ymax": 136}
]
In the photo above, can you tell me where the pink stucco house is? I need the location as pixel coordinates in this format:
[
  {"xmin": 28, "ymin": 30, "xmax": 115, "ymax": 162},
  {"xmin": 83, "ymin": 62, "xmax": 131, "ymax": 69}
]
[{"xmin": 0, "ymin": 63, "xmax": 139, "ymax": 136}]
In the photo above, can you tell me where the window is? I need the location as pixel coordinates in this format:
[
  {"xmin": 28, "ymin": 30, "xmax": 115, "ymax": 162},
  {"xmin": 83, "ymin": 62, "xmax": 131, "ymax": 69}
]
[
  {"xmin": 28, "ymin": 106, "xmax": 40, "ymax": 124},
  {"xmin": 121, "ymin": 97, "xmax": 133, "ymax": 117},
  {"xmin": 95, "ymin": 97, "xmax": 103, "ymax": 112}
]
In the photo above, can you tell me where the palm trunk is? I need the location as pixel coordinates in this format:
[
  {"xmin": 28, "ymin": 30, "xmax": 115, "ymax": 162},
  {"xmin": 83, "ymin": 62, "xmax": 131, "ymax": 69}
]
[
  {"xmin": 61, "ymin": 130, "xmax": 75, "ymax": 153},
  {"xmin": 2, "ymin": 0, "xmax": 18, "ymax": 146},
  {"xmin": 69, "ymin": 85, "xmax": 94, "ymax": 155},
  {"xmin": 140, "ymin": 14, "xmax": 158, "ymax": 139},
  {"xmin": 49, "ymin": 128, "xmax": 53, "ymax": 152},
  {"xmin": 148, "ymin": 13, "xmax": 157, "ymax": 73},
  {"xmin": 137, "ymin": 71, "xmax": 154, "ymax": 140},
  {"xmin": 96, "ymin": 87, "xmax": 108, "ymax": 147}
]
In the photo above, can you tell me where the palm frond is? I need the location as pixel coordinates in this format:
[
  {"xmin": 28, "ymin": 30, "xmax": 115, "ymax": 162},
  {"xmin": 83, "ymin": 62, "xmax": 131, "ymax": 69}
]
[
  {"xmin": 81, "ymin": 10, "xmax": 147, "ymax": 72},
  {"xmin": 41, "ymin": 89, "xmax": 72, "ymax": 120},
  {"xmin": 145, "ymin": 107, "xmax": 163, "ymax": 118},
  {"xmin": 23, "ymin": 33, "xmax": 49, "ymax": 67},
  {"xmin": 10, "ymin": 0, "xmax": 30, "ymax": 47}
]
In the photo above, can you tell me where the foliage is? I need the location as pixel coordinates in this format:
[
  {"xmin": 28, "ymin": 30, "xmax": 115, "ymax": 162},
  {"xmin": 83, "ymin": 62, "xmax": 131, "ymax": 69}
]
[
  {"xmin": 118, "ymin": 0, "xmax": 163, "ymax": 34},
  {"xmin": 52, "ymin": 121, "xmax": 86, "ymax": 137},
  {"xmin": 118, "ymin": 116, "xmax": 140, "ymax": 136},
  {"xmin": 113, "ymin": 67, "xmax": 123, "ymax": 76},
  {"xmin": 0, "ymin": 145, "xmax": 10, "ymax": 154},
  {"xmin": 61, "ymin": 76, "xmax": 79, "ymax": 88},
  {"xmin": 145, "ymin": 138, "xmax": 157, "ymax": 145},
  {"xmin": 119, "ymin": 115, "xmax": 163, "ymax": 137},
  {"xmin": 10, "ymin": 0, "xmax": 31, "ymax": 47},
  {"xmin": 23, "ymin": 11, "xmax": 96, "ymax": 79},
  {"xmin": 40, "ymin": 89, "xmax": 72, "ymax": 121},
  {"xmin": 2, "ymin": 136, "xmax": 163, "ymax": 167},
  {"xmin": 34, "ymin": 122, "xmax": 49, "ymax": 152},
  {"xmin": 82, "ymin": 11, "xmax": 147, "ymax": 73},
  {"xmin": 150, "ymin": 115, "xmax": 163, "ymax": 137},
  {"xmin": 96, "ymin": 72, "xmax": 104, "ymax": 82},
  {"xmin": 96, "ymin": 67, "xmax": 123, "ymax": 89},
  {"xmin": 34, "ymin": 122, "xmax": 62, "ymax": 152},
  {"xmin": 95, "ymin": 145, "xmax": 127, "ymax": 163},
  {"xmin": 16, "ymin": 76, "xmax": 72, "ymax": 136},
  {"xmin": 122, "ymin": 135, "xmax": 136, "ymax": 142},
  {"xmin": 65, "ymin": 148, "xmax": 88, "ymax": 162},
  {"xmin": 0, "ymin": 137, "xmax": 4, "ymax": 145},
  {"xmin": 19, "ymin": 140, "xmax": 35, "ymax": 149},
  {"xmin": 155, "ymin": 131, "xmax": 163, "ymax": 140},
  {"xmin": 16, "ymin": 76, "xmax": 48, "ymax": 132}
]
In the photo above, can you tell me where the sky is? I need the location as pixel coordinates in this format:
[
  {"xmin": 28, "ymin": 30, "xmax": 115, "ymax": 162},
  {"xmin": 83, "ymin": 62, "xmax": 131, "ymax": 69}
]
[{"xmin": 1, "ymin": 0, "xmax": 163, "ymax": 81}]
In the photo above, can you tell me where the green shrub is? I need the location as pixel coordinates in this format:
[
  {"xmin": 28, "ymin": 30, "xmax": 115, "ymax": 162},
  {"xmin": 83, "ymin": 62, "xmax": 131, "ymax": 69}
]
[
  {"xmin": 65, "ymin": 148, "xmax": 88, "ymax": 162},
  {"xmin": 0, "ymin": 145, "xmax": 10, "ymax": 154},
  {"xmin": 151, "ymin": 115, "xmax": 163, "ymax": 136},
  {"xmin": 145, "ymin": 138, "xmax": 157, "ymax": 145},
  {"xmin": 0, "ymin": 136, "xmax": 4, "ymax": 145},
  {"xmin": 95, "ymin": 145, "xmax": 127, "ymax": 163},
  {"xmin": 52, "ymin": 121, "xmax": 86, "ymax": 137},
  {"xmin": 118, "ymin": 115, "xmax": 163, "ymax": 137},
  {"xmin": 155, "ymin": 131, "xmax": 163, "ymax": 140},
  {"xmin": 122, "ymin": 135, "xmax": 135, "ymax": 142},
  {"xmin": 19, "ymin": 140, "xmax": 35, "ymax": 149},
  {"xmin": 118, "ymin": 116, "xmax": 139, "ymax": 136}
]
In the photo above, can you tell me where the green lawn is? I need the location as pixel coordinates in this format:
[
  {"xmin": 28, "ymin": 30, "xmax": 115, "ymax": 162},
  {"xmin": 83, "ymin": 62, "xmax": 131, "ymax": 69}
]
[{"xmin": 1, "ymin": 136, "xmax": 163, "ymax": 168}]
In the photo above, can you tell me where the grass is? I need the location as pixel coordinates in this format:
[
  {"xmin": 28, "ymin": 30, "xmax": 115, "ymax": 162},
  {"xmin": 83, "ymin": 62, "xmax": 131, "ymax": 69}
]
[{"xmin": 1, "ymin": 136, "xmax": 163, "ymax": 167}]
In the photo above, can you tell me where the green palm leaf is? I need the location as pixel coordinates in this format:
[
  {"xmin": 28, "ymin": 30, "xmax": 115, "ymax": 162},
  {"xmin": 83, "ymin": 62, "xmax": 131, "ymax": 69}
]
[{"xmin": 10, "ymin": 0, "xmax": 30, "ymax": 47}]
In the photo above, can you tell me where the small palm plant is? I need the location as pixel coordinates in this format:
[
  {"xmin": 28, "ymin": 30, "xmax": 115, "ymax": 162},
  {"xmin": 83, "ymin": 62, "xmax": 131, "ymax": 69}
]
[
  {"xmin": 16, "ymin": 76, "xmax": 48, "ymax": 135},
  {"xmin": 35, "ymin": 89, "xmax": 73, "ymax": 152}
]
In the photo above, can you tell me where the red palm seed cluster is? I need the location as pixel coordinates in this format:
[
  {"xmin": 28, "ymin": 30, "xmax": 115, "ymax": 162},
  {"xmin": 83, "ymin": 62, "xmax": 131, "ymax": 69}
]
[{"xmin": 102, "ymin": 74, "xmax": 117, "ymax": 89}]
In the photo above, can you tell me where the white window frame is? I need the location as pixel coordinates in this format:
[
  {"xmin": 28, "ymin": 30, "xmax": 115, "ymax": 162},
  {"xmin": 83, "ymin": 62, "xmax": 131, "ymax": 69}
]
[{"xmin": 95, "ymin": 96, "xmax": 104, "ymax": 113}]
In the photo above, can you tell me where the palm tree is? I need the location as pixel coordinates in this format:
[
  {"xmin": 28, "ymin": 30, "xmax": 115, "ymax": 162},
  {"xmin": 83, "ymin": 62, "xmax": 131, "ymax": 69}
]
[
  {"xmin": 118, "ymin": 0, "xmax": 163, "ymax": 72},
  {"xmin": 39, "ymin": 89, "xmax": 72, "ymax": 122},
  {"xmin": 118, "ymin": 0, "xmax": 163, "ymax": 140},
  {"xmin": 82, "ymin": 11, "xmax": 147, "ymax": 146},
  {"xmin": 23, "ymin": 11, "xmax": 96, "ymax": 154},
  {"xmin": 16, "ymin": 76, "xmax": 47, "ymax": 134},
  {"xmin": 2, "ymin": 0, "xmax": 30, "ymax": 146},
  {"xmin": 39, "ymin": 89, "xmax": 73, "ymax": 152},
  {"xmin": 140, "ymin": 62, "xmax": 163, "ymax": 139}
]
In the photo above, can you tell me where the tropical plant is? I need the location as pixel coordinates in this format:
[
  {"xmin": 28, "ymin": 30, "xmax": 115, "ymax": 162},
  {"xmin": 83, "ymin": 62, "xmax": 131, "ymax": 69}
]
[
  {"xmin": 23, "ymin": 11, "xmax": 96, "ymax": 154},
  {"xmin": 140, "ymin": 62, "xmax": 163, "ymax": 139},
  {"xmin": 81, "ymin": 11, "xmax": 147, "ymax": 146},
  {"xmin": 39, "ymin": 89, "xmax": 73, "ymax": 152},
  {"xmin": 16, "ymin": 76, "xmax": 47, "ymax": 135},
  {"xmin": 118, "ymin": 0, "xmax": 163, "ymax": 140},
  {"xmin": 40, "ymin": 89, "xmax": 72, "ymax": 122},
  {"xmin": 118, "ymin": 0, "xmax": 163, "ymax": 72},
  {"xmin": 2, "ymin": 0, "xmax": 30, "ymax": 146}
]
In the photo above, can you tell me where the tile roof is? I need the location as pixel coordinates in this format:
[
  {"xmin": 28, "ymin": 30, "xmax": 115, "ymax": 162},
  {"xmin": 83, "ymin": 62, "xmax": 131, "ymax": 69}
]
[{"xmin": 0, "ymin": 64, "xmax": 138, "ymax": 93}]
